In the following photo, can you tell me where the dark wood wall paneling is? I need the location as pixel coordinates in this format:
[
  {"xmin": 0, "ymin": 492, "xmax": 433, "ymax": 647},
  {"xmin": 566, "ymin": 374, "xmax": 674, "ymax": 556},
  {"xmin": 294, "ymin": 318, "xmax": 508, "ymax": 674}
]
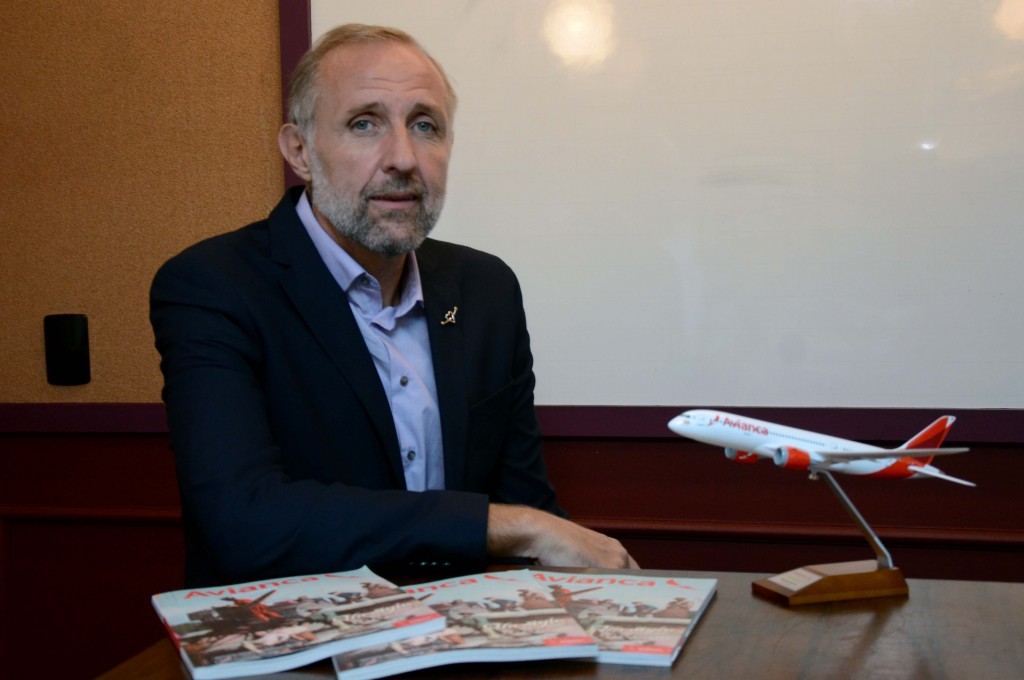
[
  {"xmin": 2, "ymin": 403, "xmax": 1022, "ymax": 679},
  {"xmin": 0, "ymin": 431, "xmax": 183, "ymax": 679}
]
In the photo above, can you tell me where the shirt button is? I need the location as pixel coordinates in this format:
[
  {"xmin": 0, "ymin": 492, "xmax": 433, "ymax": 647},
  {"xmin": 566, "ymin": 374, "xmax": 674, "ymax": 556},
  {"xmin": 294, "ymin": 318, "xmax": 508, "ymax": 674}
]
[
  {"xmin": 407, "ymin": 450, "xmax": 416, "ymax": 461},
  {"xmin": 400, "ymin": 376, "xmax": 410, "ymax": 386}
]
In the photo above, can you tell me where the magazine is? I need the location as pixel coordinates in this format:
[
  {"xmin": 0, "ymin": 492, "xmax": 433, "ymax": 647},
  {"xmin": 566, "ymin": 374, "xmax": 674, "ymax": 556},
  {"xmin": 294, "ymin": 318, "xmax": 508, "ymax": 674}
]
[
  {"xmin": 151, "ymin": 566, "xmax": 446, "ymax": 679},
  {"xmin": 528, "ymin": 570, "xmax": 717, "ymax": 667},
  {"xmin": 332, "ymin": 570, "xmax": 598, "ymax": 679}
]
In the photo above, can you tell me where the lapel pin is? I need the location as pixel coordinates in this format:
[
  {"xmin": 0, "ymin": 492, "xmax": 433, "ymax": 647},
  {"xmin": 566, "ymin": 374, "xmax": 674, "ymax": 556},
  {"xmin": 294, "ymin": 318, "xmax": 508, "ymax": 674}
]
[{"xmin": 442, "ymin": 306, "xmax": 458, "ymax": 326}]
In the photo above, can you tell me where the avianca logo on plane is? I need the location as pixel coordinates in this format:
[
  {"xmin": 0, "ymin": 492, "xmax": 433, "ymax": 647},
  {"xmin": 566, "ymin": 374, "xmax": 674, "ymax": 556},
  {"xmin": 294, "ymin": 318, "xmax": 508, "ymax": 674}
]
[{"xmin": 721, "ymin": 416, "xmax": 768, "ymax": 436}]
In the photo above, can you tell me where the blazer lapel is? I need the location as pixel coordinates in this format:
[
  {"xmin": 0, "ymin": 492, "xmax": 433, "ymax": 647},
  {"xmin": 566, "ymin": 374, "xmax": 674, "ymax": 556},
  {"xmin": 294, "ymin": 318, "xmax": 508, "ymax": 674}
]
[
  {"xmin": 418, "ymin": 242, "xmax": 469, "ymax": 491},
  {"xmin": 266, "ymin": 190, "xmax": 405, "ymax": 484}
]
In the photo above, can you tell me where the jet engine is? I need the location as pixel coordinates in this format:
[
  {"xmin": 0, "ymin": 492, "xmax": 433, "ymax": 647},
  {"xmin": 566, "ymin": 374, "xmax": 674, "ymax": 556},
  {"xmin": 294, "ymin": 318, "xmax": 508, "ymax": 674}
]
[
  {"xmin": 725, "ymin": 448, "xmax": 759, "ymax": 463},
  {"xmin": 773, "ymin": 446, "xmax": 812, "ymax": 469}
]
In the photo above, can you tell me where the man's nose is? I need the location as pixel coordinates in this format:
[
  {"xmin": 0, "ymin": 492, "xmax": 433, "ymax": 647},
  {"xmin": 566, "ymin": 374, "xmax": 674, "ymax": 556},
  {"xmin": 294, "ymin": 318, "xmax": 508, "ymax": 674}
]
[{"xmin": 382, "ymin": 127, "xmax": 417, "ymax": 174}]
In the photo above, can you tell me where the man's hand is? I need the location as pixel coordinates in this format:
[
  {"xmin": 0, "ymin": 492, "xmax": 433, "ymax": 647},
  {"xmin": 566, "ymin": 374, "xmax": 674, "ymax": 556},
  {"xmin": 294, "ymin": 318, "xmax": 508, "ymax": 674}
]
[{"xmin": 486, "ymin": 504, "xmax": 639, "ymax": 569}]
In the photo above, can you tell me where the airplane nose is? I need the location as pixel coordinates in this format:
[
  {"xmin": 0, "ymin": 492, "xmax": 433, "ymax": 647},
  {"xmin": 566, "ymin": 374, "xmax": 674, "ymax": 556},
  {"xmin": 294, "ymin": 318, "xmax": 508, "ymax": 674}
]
[{"xmin": 668, "ymin": 415, "xmax": 688, "ymax": 436}]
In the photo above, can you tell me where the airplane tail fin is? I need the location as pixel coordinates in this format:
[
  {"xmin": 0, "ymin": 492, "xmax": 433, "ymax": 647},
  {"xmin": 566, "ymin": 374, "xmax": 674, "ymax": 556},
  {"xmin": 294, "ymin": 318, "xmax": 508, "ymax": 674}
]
[{"xmin": 899, "ymin": 416, "xmax": 956, "ymax": 463}]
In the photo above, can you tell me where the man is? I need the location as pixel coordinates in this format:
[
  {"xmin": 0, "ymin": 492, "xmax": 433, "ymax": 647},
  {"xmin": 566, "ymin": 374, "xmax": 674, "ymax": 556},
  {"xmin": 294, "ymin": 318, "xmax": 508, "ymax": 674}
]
[{"xmin": 151, "ymin": 24, "xmax": 635, "ymax": 587}]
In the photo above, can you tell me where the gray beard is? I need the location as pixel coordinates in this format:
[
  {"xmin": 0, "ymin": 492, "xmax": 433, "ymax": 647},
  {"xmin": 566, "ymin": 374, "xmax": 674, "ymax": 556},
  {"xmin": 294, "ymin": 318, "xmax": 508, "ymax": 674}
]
[{"xmin": 308, "ymin": 157, "xmax": 442, "ymax": 257}]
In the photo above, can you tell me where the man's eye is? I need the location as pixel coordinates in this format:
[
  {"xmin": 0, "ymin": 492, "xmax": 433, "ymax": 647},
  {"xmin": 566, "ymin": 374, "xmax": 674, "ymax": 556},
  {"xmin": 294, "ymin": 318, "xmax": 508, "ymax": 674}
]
[
  {"xmin": 413, "ymin": 121, "xmax": 437, "ymax": 133},
  {"xmin": 352, "ymin": 120, "xmax": 374, "ymax": 132}
]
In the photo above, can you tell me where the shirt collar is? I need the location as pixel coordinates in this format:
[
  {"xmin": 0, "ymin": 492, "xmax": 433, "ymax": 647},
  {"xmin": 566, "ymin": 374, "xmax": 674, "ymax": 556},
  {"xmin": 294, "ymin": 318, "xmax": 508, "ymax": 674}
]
[{"xmin": 296, "ymin": 189, "xmax": 424, "ymax": 316}]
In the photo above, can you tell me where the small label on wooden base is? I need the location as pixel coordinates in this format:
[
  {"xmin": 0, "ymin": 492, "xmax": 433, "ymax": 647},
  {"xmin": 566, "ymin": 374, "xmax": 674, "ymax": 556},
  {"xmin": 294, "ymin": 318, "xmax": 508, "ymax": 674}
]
[{"xmin": 752, "ymin": 560, "xmax": 909, "ymax": 606}]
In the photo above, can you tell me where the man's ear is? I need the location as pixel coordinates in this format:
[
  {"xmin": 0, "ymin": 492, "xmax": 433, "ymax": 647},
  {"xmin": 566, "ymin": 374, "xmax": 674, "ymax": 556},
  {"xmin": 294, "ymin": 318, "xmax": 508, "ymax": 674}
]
[{"xmin": 278, "ymin": 123, "xmax": 313, "ymax": 183}]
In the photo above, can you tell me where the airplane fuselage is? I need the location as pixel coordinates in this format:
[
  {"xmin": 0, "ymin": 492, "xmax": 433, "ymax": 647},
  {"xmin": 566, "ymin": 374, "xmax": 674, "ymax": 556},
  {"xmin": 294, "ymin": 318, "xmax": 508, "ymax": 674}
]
[{"xmin": 667, "ymin": 409, "xmax": 972, "ymax": 485}]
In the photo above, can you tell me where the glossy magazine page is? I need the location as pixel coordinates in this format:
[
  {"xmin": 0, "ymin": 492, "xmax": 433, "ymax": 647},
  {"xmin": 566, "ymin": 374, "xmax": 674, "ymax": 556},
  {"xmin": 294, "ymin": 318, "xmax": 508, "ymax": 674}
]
[
  {"xmin": 333, "ymin": 570, "xmax": 597, "ymax": 680},
  {"xmin": 151, "ymin": 566, "xmax": 444, "ymax": 679},
  {"xmin": 527, "ymin": 570, "xmax": 717, "ymax": 667}
]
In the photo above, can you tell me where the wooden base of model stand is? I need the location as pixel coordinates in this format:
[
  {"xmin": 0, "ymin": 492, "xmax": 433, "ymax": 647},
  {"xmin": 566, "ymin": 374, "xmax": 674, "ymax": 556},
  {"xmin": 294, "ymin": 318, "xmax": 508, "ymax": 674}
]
[
  {"xmin": 753, "ymin": 471, "xmax": 910, "ymax": 606},
  {"xmin": 753, "ymin": 559, "xmax": 909, "ymax": 606}
]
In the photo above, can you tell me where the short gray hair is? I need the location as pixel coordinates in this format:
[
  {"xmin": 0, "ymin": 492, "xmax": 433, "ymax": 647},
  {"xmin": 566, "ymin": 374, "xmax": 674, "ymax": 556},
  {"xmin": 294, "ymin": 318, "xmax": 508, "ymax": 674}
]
[{"xmin": 286, "ymin": 23, "xmax": 457, "ymax": 136}]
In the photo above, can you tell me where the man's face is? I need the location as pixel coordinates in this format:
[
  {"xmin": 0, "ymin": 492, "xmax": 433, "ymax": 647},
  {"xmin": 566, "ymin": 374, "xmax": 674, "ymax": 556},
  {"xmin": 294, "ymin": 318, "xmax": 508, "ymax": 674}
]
[{"xmin": 305, "ymin": 42, "xmax": 453, "ymax": 257}]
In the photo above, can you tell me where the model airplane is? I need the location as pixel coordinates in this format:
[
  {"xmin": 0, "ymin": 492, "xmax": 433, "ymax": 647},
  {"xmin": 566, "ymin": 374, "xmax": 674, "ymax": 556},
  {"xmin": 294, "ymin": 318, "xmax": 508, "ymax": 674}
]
[{"xmin": 668, "ymin": 409, "xmax": 974, "ymax": 486}]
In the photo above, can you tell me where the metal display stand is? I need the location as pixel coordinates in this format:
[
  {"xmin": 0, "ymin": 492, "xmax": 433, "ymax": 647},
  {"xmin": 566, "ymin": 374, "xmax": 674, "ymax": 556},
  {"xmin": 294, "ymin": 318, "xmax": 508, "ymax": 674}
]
[{"xmin": 752, "ymin": 471, "xmax": 910, "ymax": 606}]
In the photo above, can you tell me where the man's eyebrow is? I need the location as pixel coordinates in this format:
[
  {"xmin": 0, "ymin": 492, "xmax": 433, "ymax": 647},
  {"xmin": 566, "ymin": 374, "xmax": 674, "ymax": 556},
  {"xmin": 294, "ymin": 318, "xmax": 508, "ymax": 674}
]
[
  {"xmin": 343, "ymin": 100, "xmax": 448, "ymax": 121},
  {"xmin": 409, "ymin": 101, "xmax": 448, "ymax": 122},
  {"xmin": 343, "ymin": 101, "xmax": 386, "ymax": 118}
]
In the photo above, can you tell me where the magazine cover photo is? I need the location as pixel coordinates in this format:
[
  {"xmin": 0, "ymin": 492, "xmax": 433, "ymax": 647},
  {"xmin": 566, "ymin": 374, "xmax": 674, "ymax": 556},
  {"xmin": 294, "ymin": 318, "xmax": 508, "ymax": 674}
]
[
  {"xmin": 334, "ymin": 571, "xmax": 597, "ymax": 679},
  {"xmin": 152, "ymin": 566, "xmax": 442, "ymax": 678}
]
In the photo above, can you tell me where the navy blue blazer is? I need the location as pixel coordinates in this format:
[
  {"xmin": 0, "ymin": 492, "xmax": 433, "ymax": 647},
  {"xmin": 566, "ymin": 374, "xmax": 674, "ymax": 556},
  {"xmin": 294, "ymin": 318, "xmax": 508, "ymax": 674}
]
[{"xmin": 151, "ymin": 187, "xmax": 563, "ymax": 587}]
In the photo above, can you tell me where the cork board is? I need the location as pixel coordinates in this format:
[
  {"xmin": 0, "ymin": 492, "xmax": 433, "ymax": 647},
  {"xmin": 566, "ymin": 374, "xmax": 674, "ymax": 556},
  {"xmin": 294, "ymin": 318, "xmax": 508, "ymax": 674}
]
[{"xmin": 0, "ymin": 1, "xmax": 285, "ymax": 402}]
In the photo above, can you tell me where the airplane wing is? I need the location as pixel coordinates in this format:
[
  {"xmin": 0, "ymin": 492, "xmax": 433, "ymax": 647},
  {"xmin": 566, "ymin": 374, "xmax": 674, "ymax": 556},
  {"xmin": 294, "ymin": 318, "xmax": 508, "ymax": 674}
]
[
  {"xmin": 905, "ymin": 465, "xmax": 976, "ymax": 487},
  {"xmin": 814, "ymin": 448, "xmax": 968, "ymax": 460}
]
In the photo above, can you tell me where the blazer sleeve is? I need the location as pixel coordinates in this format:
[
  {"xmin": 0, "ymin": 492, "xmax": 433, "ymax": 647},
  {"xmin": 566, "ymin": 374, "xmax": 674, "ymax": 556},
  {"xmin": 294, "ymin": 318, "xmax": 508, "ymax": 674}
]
[
  {"xmin": 486, "ymin": 272, "xmax": 566, "ymax": 517},
  {"xmin": 151, "ymin": 239, "xmax": 490, "ymax": 586}
]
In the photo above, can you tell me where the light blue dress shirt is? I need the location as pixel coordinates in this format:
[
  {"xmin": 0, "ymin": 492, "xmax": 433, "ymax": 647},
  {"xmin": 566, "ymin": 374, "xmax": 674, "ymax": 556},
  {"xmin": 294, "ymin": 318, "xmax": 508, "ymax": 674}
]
[{"xmin": 296, "ymin": 191, "xmax": 445, "ymax": 491}]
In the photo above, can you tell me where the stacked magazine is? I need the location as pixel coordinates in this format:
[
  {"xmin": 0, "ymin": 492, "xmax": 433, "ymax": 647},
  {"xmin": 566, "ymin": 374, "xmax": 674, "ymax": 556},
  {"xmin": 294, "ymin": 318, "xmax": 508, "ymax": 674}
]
[
  {"xmin": 152, "ymin": 567, "xmax": 716, "ymax": 679},
  {"xmin": 332, "ymin": 570, "xmax": 597, "ymax": 679},
  {"xmin": 151, "ymin": 566, "xmax": 445, "ymax": 679},
  {"xmin": 528, "ymin": 569, "xmax": 718, "ymax": 666}
]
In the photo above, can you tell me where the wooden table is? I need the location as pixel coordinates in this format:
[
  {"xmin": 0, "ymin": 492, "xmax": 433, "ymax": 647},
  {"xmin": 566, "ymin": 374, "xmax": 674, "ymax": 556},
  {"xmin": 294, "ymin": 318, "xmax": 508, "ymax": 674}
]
[{"xmin": 99, "ymin": 570, "xmax": 1024, "ymax": 679}]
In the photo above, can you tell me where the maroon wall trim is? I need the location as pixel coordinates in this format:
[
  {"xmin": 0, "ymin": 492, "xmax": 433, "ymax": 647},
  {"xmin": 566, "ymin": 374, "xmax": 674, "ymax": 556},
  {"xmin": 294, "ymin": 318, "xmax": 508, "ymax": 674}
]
[
  {"xmin": 580, "ymin": 517, "xmax": 1024, "ymax": 548},
  {"xmin": 278, "ymin": 0, "xmax": 310, "ymax": 188},
  {"xmin": 1, "ymin": 403, "xmax": 1020, "ymax": 443},
  {"xmin": 0, "ymin": 506, "xmax": 180, "ymax": 522},
  {"xmin": 281, "ymin": 0, "xmax": 312, "ymax": 67},
  {"xmin": 535, "ymin": 405, "xmax": 1024, "ymax": 443},
  {"xmin": 0, "ymin": 403, "xmax": 168, "ymax": 433},
  {"xmin": 278, "ymin": 0, "xmax": 310, "ymax": 122}
]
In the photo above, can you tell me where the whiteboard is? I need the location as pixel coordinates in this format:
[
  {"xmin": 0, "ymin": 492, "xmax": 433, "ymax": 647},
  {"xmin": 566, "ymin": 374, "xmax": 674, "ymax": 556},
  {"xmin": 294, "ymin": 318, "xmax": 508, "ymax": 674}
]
[{"xmin": 311, "ymin": 0, "xmax": 1024, "ymax": 408}]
